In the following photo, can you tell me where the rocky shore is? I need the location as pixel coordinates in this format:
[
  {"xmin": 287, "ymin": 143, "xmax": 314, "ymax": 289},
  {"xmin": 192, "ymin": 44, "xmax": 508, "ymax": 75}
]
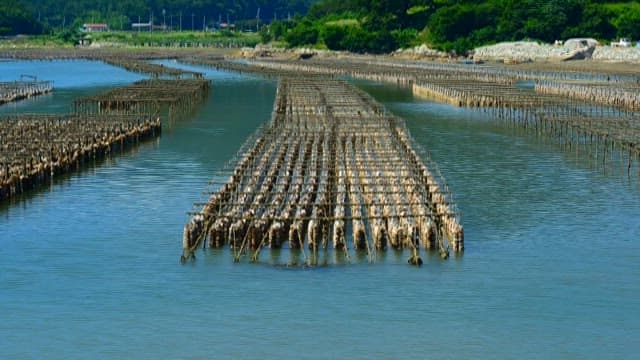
[
  {"xmin": 392, "ymin": 44, "xmax": 449, "ymax": 59},
  {"xmin": 473, "ymin": 40, "xmax": 640, "ymax": 63},
  {"xmin": 592, "ymin": 46, "xmax": 640, "ymax": 62},
  {"xmin": 240, "ymin": 41, "xmax": 640, "ymax": 64}
]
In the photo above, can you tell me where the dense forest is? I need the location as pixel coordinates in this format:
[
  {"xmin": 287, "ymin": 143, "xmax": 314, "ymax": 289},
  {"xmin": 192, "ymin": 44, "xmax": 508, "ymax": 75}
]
[
  {"xmin": 278, "ymin": 0, "xmax": 640, "ymax": 53},
  {"xmin": 2, "ymin": 0, "xmax": 315, "ymax": 33},
  {"xmin": 2, "ymin": 0, "xmax": 640, "ymax": 55},
  {"xmin": 0, "ymin": 2, "xmax": 44, "ymax": 35}
]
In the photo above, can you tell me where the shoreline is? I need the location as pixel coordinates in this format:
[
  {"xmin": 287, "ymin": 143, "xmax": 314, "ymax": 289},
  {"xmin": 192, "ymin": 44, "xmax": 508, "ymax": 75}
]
[{"xmin": 1, "ymin": 41, "xmax": 640, "ymax": 69}]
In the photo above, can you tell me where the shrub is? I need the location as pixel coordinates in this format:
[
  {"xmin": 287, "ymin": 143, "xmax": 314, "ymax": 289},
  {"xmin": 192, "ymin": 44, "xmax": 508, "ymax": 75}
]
[{"xmin": 285, "ymin": 19, "xmax": 319, "ymax": 47}]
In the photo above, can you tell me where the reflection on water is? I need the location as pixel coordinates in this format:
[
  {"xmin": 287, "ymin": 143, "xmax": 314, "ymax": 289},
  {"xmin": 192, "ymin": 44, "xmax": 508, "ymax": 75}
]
[{"xmin": 1, "ymin": 62, "xmax": 638, "ymax": 359}]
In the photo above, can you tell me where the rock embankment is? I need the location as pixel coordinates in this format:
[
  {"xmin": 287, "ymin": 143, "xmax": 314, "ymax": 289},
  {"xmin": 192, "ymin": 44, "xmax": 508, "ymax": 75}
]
[
  {"xmin": 473, "ymin": 40, "xmax": 640, "ymax": 63},
  {"xmin": 239, "ymin": 45, "xmax": 340, "ymax": 60},
  {"xmin": 592, "ymin": 47, "xmax": 640, "ymax": 62},
  {"xmin": 473, "ymin": 41, "xmax": 583, "ymax": 62},
  {"xmin": 239, "ymin": 41, "xmax": 640, "ymax": 63},
  {"xmin": 393, "ymin": 44, "xmax": 449, "ymax": 59}
]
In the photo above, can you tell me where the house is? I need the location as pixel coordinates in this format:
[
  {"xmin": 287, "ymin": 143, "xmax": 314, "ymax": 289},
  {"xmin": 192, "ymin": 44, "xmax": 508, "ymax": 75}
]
[
  {"xmin": 77, "ymin": 34, "xmax": 92, "ymax": 46},
  {"xmin": 216, "ymin": 22, "xmax": 236, "ymax": 30},
  {"xmin": 131, "ymin": 22, "xmax": 152, "ymax": 31},
  {"xmin": 611, "ymin": 38, "xmax": 632, "ymax": 47},
  {"xmin": 82, "ymin": 23, "xmax": 109, "ymax": 32}
]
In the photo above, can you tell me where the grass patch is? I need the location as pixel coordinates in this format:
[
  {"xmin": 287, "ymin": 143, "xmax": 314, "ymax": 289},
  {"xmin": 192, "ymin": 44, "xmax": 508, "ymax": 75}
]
[
  {"xmin": 90, "ymin": 31, "xmax": 260, "ymax": 47},
  {"xmin": 324, "ymin": 19, "xmax": 360, "ymax": 27}
]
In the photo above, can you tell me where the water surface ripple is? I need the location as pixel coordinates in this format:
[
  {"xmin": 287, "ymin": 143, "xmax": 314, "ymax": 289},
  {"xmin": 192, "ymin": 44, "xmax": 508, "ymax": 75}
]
[{"xmin": 0, "ymin": 63, "xmax": 638, "ymax": 359}]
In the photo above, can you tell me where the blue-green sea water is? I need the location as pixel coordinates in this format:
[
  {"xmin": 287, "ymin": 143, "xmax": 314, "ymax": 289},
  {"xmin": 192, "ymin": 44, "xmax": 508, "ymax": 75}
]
[{"xmin": 1, "ymin": 60, "xmax": 638, "ymax": 359}]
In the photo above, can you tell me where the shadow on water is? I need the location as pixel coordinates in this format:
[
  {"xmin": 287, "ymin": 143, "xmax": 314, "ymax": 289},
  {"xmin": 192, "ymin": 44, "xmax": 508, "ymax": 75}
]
[
  {"xmin": 0, "ymin": 139, "xmax": 161, "ymax": 213},
  {"xmin": 206, "ymin": 244, "xmax": 454, "ymax": 269},
  {"xmin": 2, "ymin": 60, "xmax": 640, "ymax": 360},
  {"xmin": 350, "ymin": 78, "xmax": 640, "ymax": 257},
  {"xmin": 354, "ymin": 78, "xmax": 640, "ymax": 189}
]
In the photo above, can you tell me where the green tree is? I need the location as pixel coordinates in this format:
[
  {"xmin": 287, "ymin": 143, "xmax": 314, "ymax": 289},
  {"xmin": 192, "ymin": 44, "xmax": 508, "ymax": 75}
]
[
  {"xmin": 259, "ymin": 24, "xmax": 272, "ymax": 42},
  {"xmin": 321, "ymin": 24, "xmax": 347, "ymax": 49},
  {"xmin": 564, "ymin": 3, "xmax": 615, "ymax": 40},
  {"xmin": 611, "ymin": 3, "xmax": 640, "ymax": 39},
  {"xmin": 284, "ymin": 18, "xmax": 319, "ymax": 46},
  {"xmin": 0, "ymin": 2, "xmax": 43, "ymax": 35}
]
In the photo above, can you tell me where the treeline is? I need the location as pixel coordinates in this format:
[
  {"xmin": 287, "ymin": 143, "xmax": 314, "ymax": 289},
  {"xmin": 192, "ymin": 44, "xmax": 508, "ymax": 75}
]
[
  {"xmin": 4, "ymin": 0, "xmax": 640, "ymax": 54},
  {"xmin": 7, "ymin": 0, "xmax": 316, "ymax": 32},
  {"xmin": 270, "ymin": 0, "xmax": 640, "ymax": 54},
  {"xmin": 0, "ymin": 2, "xmax": 43, "ymax": 35}
]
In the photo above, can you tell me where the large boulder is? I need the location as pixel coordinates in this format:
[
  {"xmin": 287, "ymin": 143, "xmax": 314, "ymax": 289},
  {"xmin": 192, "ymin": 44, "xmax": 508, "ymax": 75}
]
[{"xmin": 564, "ymin": 38, "xmax": 599, "ymax": 49}]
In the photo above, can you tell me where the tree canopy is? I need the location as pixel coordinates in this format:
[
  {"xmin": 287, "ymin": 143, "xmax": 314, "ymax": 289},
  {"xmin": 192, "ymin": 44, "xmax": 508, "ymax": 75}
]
[
  {"xmin": 3, "ymin": 0, "xmax": 640, "ymax": 54},
  {"xmin": 276, "ymin": 0, "xmax": 640, "ymax": 54},
  {"xmin": 9, "ymin": 0, "xmax": 316, "ymax": 31},
  {"xmin": 0, "ymin": 2, "xmax": 43, "ymax": 35}
]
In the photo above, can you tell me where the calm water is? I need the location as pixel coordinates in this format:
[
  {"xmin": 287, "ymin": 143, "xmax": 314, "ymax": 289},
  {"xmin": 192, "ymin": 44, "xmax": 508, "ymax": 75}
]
[{"xmin": 1, "ymin": 61, "xmax": 638, "ymax": 359}]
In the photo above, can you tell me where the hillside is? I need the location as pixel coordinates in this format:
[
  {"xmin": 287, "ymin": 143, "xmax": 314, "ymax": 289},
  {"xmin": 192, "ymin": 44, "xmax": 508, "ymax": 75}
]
[
  {"xmin": 276, "ymin": 0, "xmax": 640, "ymax": 54},
  {"xmin": 3, "ymin": 0, "xmax": 640, "ymax": 55},
  {"xmin": 10, "ymin": 0, "xmax": 317, "ymax": 31},
  {"xmin": 0, "ymin": 2, "xmax": 43, "ymax": 35}
]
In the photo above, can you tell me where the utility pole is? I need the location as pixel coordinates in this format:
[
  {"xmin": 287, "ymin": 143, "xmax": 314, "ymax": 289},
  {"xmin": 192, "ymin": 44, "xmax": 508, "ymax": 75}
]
[
  {"xmin": 256, "ymin": 8, "xmax": 260, "ymax": 32},
  {"xmin": 191, "ymin": 13, "xmax": 194, "ymax": 31},
  {"xmin": 179, "ymin": 12, "xmax": 182, "ymax": 31},
  {"xmin": 203, "ymin": 16, "xmax": 206, "ymax": 31},
  {"xmin": 162, "ymin": 9, "xmax": 166, "ymax": 31}
]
